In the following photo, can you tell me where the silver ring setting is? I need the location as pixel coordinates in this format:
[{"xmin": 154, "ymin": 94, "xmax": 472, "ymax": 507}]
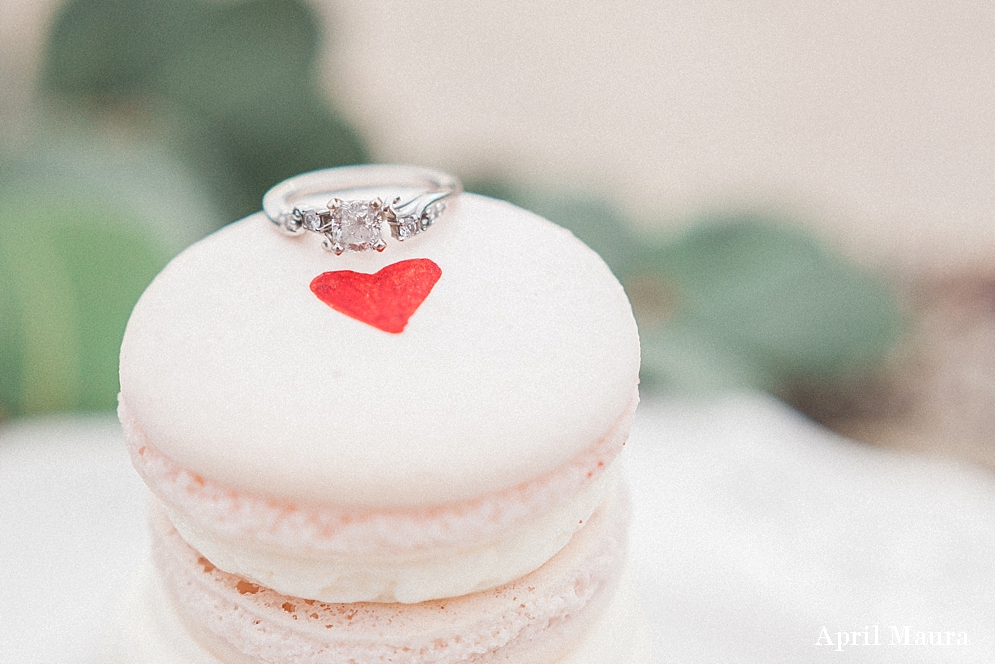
[{"xmin": 263, "ymin": 164, "xmax": 462, "ymax": 255}]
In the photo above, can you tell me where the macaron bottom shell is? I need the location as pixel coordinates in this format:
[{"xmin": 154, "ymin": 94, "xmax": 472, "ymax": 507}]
[
  {"xmin": 104, "ymin": 558, "xmax": 651, "ymax": 664},
  {"xmin": 105, "ymin": 485, "xmax": 647, "ymax": 664}
]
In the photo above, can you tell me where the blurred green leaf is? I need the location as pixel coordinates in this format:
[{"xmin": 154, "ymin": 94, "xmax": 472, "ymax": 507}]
[
  {"xmin": 0, "ymin": 247, "xmax": 19, "ymax": 420},
  {"xmin": 5, "ymin": 130, "xmax": 220, "ymax": 252},
  {"xmin": 12, "ymin": 0, "xmax": 370, "ymax": 419},
  {"xmin": 57, "ymin": 213, "xmax": 169, "ymax": 410},
  {"xmin": 178, "ymin": 94, "xmax": 367, "ymax": 220},
  {"xmin": 0, "ymin": 135, "xmax": 215, "ymax": 417},
  {"xmin": 463, "ymin": 185, "xmax": 903, "ymax": 396},
  {"xmin": 42, "ymin": 0, "xmax": 368, "ymax": 224},
  {"xmin": 0, "ymin": 195, "xmax": 167, "ymax": 415},
  {"xmin": 638, "ymin": 322, "xmax": 775, "ymax": 394},
  {"xmin": 42, "ymin": 0, "xmax": 202, "ymax": 98},
  {"xmin": 155, "ymin": 0, "xmax": 319, "ymax": 117},
  {"xmin": 639, "ymin": 217, "xmax": 904, "ymax": 391},
  {"xmin": 467, "ymin": 180, "xmax": 642, "ymax": 278}
]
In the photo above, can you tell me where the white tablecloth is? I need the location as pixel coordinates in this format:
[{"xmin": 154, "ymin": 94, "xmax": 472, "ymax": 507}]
[{"xmin": 2, "ymin": 394, "xmax": 992, "ymax": 663}]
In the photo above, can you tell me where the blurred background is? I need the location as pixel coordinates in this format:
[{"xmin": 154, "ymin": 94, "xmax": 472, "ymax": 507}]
[{"xmin": 1, "ymin": 0, "xmax": 994, "ymax": 468}]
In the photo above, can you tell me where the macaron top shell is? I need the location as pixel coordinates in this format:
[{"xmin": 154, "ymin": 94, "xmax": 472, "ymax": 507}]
[{"xmin": 119, "ymin": 192, "xmax": 639, "ymax": 509}]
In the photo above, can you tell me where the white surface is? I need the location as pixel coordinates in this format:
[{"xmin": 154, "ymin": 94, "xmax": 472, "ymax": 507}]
[
  {"xmin": 3, "ymin": 393, "xmax": 995, "ymax": 663},
  {"xmin": 0, "ymin": 416, "xmax": 147, "ymax": 664},
  {"xmin": 628, "ymin": 396, "xmax": 995, "ymax": 663},
  {"xmin": 120, "ymin": 192, "xmax": 640, "ymax": 507}
]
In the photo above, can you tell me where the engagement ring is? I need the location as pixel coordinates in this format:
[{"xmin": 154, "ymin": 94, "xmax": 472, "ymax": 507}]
[{"xmin": 263, "ymin": 164, "xmax": 462, "ymax": 255}]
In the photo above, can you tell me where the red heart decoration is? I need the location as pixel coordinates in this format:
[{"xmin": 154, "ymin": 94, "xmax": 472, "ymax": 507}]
[{"xmin": 310, "ymin": 258, "xmax": 442, "ymax": 333}]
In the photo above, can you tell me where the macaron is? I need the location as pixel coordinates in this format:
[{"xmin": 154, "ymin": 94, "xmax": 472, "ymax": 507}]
[{"xmin": 114, "ymin": 167, "xmax": 645, "ymax": 662}]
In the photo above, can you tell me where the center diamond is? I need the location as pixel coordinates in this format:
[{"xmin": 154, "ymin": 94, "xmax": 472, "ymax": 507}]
[{"xmin": 326, "ymin": 200, "xmax": 387, "ymax": 254}]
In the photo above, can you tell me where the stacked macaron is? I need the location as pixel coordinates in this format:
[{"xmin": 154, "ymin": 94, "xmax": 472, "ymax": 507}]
[{"xmin": 108, "ymin": 166, "xmax": 648, "ymax": 663}]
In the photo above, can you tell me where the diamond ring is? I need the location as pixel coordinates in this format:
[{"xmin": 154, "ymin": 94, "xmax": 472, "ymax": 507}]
[{"xmin": 263, "ymin": 164, "xmax": 462, "ymax": 255}]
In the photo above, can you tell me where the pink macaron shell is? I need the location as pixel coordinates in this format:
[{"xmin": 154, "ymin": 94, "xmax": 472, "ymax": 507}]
[{"xmin": 150, "ymin": 483, "xmax": 630, "ymax": 664}]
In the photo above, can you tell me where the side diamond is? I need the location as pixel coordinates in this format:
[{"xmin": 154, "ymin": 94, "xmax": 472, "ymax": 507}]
[
  {"xmin": 300, "ymin": 209, "xmax": 324, "ymax": 232},
  {"xmin": 392, "ymin": 215, "xmax": 421, "ymax": 241}
]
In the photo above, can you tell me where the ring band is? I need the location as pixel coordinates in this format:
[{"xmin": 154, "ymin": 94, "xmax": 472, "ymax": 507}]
[{"xmin": 263, "ymin": 164, "xmax": 462, "ymax": 255}]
